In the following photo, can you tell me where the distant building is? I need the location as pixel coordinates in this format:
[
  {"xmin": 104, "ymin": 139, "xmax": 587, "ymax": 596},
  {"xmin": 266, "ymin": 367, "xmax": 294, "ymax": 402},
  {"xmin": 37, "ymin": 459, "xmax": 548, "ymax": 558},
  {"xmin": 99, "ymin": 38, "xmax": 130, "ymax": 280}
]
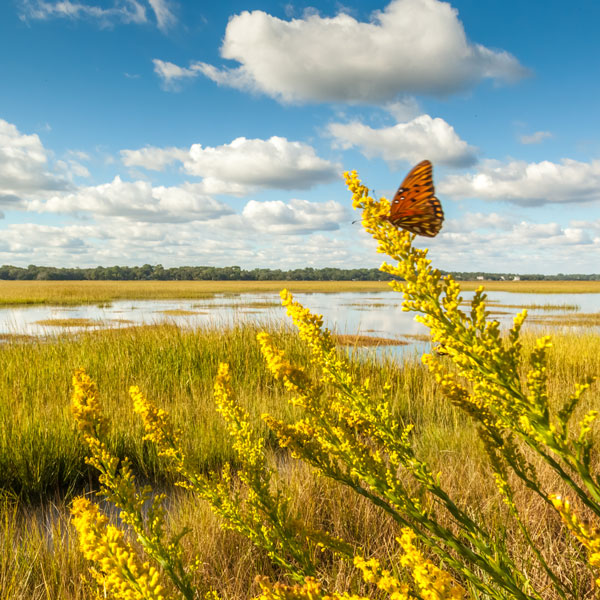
[
  {"xmin": 476, "ymin": 276, "xmax": 484, "ymax": 280},
  {"xmin": 513, "ymin": 276, "xmax": 521, "ymax": 281}
]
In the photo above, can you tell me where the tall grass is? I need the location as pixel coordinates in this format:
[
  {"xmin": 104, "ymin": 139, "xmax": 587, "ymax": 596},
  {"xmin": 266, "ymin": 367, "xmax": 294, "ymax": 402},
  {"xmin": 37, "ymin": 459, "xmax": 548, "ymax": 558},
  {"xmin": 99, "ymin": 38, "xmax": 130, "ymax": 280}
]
[
  {"xmin": 1, "ymin": 323, "xmax": 598, "ymax": 502},
  {"xmin": 0, "ymin": 323, "xmax": 599, "ymax": 598},
  {"xmin": 0, "ymin": 280, "xmax": 391, "ymax": 306},
  {"xmin": 458, "ymin": 280, "xmax": 600, "ymax": 293},
  {"xmin": 0, "ymin": 279, "xmax": 598, "ymax": 307}
]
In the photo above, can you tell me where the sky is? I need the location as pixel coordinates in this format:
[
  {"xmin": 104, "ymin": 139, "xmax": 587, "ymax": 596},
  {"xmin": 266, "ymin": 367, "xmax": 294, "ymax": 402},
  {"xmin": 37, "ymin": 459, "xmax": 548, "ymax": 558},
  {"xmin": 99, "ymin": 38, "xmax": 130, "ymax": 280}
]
[{"xmin": 1, "ymin": 0, "xmax": 600, "ymax": 274}]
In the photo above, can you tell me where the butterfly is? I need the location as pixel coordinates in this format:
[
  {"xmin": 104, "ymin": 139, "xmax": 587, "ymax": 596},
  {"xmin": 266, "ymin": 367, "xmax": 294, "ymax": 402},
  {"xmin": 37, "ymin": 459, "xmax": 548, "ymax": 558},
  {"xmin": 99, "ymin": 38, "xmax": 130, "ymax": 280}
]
[{"xmin": 385, "ymin": 160, "xmax": 444, "ymax": 237}]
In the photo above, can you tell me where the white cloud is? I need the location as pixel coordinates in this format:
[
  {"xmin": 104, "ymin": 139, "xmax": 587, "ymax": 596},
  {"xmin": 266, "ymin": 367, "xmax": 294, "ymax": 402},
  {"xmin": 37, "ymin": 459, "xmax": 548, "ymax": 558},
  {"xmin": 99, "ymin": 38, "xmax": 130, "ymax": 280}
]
[
  {"xmin": 424, "ymin": 217, "xmax": 600, "ymax": 274},
  {"xmin": 20, "ymin": 0, "xmax": 147, "ymax": 27},
  {"xmin": 384, "ymin": 97, "xmax": 422, "ymax": 121},
  {"xmin": 152, "ymin": 59, "xmax": 202, "ymax": 89},
  {"xmin": 56, "ymin": 159, "xmax": 91, "ymax": 179},
  {"xmin": 147, "ymin": 0, "xmax": 176, "ymax": 31},
  {"xmin": 440, "ymin": 159, "xmax": 600, "ymax": 206},
  {"xmin": 0, "ymin": 119, "xmax": 70, "ymax": 206},
  {"xmin": 121, "ymin": 146, "xmax": 188, "ymax": 171},
  {"xmin": 242, "ymin": 198, "xmax": 347, "ymax": 234},
  {"xmin": 120, "ymin": 136, "xmax": 339, "ymax": 193},
  {"xmin": 327, "ymin": 114, "xmax": 478, "ymax": 167},
  {"xmin": 2, "ymin": 209, "xmax": 599, "ymax": 272},
  {"xmin": 157, "ymin": 0, "xmax": 528, "ymax": 103},
  {"xmin": 30, "ymin": 177, "xmax": 234, "ymax": 223},
  {"xmin": 184, "ymin": 136, "xmax": 340, "ymax": 190},
  {"xmin": 0, "ymin": 223, "xmax": 91, "ymax": 258},
  {"xmin": 519, "ymin": 131, "xmax": 553, "ymax": 145},
  {"xmin": 0, "ymin": 220, "xmax": 362, "ymax": 269},
  {"xmin": 443, "ymin": 212, "xmax": 514, "ymax": 233},
  {"xmin": 66, "ymin": 150, "xmax": 91, "ymax": 161}
]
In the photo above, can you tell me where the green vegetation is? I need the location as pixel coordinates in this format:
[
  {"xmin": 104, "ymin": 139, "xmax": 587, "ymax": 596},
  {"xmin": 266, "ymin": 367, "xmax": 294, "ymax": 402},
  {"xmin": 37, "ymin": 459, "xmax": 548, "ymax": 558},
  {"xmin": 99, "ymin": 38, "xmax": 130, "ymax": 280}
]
[
  {"xmin": 0, "ymin": 263, "xmax": 393, "ymax": 282},
  {"xmin": 1, "ymin": 262, "xmax": 599, "ymax": 283}
]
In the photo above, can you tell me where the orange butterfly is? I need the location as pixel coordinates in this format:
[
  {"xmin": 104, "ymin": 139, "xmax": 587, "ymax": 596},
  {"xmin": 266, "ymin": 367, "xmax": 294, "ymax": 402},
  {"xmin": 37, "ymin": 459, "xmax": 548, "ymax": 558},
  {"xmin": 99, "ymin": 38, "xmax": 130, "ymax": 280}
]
[{"xmin": 385, "ymin": 160, "xmax": 444, "ymax": 237}]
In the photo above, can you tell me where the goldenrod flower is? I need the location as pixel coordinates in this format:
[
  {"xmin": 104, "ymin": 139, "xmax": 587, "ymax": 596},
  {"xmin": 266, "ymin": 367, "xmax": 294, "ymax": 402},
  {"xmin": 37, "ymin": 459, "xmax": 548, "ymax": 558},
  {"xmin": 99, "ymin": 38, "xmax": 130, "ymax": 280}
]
[
  {"xmin": 550, "ymin": 495, "xmax": 600, "ymax": 585},
  {"xmin": 71, "ymin": 497, "xmax": 165, "ymax": 600},
  {"xmin": 71, "ymin": 368, "xmax": 107, "ymax": 438},
  {"xmin": 131, "ymin": 385, "xmax": 183, "ymax": 461}
]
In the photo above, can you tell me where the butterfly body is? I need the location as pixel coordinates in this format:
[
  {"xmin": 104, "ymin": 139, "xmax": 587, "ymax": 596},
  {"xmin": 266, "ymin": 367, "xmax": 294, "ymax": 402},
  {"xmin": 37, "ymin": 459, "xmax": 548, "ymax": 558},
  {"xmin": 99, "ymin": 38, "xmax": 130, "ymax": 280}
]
[{"xmin": 385, "ymin": 160, "xmax": 444, "ymax": 237}]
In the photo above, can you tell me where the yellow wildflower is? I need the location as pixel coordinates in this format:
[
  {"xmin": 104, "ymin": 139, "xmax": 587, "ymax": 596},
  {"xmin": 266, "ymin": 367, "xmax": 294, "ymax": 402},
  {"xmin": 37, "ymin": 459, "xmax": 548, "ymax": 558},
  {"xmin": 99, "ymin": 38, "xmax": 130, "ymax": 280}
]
[
  {"xmin": 71, "ymin": 496, "xmax": 165, "ymax": 600},
  {"xmin": 131, "ymin": 385, "xmax": 183, "ymax": 461},
  {"xmin": 71, "ymin": 368, "xmax": 107, "ymax": 438},
  {"xmin": 549, "ymin": 495, "xmax": 600, "ymax": 585}
]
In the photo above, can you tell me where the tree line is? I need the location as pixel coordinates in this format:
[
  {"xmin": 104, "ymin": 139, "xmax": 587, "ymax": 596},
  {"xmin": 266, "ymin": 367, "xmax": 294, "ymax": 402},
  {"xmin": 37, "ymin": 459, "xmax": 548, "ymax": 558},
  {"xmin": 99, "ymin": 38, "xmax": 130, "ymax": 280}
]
[
  {"xmin": 0, "ymin": 264, "xmax": 598, "ymax": 281},
  {"xmin": 0, "ymin": 264, "xmax": 392, "ymax": 281}
]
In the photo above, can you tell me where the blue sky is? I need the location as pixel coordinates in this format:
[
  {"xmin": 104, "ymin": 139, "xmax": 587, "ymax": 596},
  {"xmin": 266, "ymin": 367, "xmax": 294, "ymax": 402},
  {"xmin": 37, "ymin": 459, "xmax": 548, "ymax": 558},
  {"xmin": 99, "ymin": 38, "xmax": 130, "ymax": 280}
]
[{"xmin": 1, "ymin": 0, "xmax": 599, "ymax": 274}]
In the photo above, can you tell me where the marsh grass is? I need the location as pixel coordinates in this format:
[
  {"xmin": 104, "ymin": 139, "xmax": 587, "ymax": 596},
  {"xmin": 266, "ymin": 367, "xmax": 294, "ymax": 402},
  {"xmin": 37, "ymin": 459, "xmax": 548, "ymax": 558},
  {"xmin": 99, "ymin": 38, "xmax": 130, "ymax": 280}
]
[
  {"xmin": 0, "ymin": 280, "xmax": 391, "ymax": 307},
  {"xmin": 159, "ymin": 309, "xmax": 206, "ymax": 316},
  {"xmin": 528, "ymin": 312, "xmax": 600, "ymax": 327},
  {"xmin": 489, "ymin": 302, "xmax": 581, "ymax": 311},
  {"xmin": 332, "ymin": 333, "xmax": 408, "ymax": 347},
  {"xmin": 458, "ymin": 280, "xmax": 600, "ymax": 293},
  {"xmin": 0, "ymin": 279, "xmax": 598, "ymax": 307},
  {"xmin": 33, "ymin": 318, "xmax": 103, "ymax": 328},
  {"xmin": 1, "ymin": 322, "xmax": 599, "ymax": 598}
]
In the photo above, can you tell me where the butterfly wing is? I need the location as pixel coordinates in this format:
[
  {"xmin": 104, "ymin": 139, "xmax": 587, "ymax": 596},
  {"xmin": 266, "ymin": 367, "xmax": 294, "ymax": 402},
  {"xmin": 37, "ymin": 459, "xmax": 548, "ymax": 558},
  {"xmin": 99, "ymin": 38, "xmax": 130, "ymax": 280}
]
[{"xmin": 387, "ymin": 160, "xmax": 444, "ymax": 237}]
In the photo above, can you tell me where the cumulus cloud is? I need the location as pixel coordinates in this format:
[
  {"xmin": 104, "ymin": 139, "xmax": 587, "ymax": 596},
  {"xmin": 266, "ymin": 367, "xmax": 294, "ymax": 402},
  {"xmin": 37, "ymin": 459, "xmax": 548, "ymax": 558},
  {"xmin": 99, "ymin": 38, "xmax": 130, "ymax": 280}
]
[
  {"xmin": 242, "ymin": 198, "xmax": 347, "ymax": 234},
  {"xmin": 184, "ymin": 136, "xmax": 339, "ymax": 190},
  {"xmin": 519, "ymin": 131, "xmax": 553, "ymax": 145},
  {"xmin": 0, "ymin": 223, "xmax": 92, "ymax": 261},
  {"xmin": 442, "ymin": 212, "xmax": 514, "ymax": 233},
  {"xmin": 30, "ymin": 177, "xmax": 234, "ymax": 223},
  {"xmin": 121, "ymin": 146, "xmax": 188, "ymax": 171},
  {"xmin": 0, "ymin": 220, "xmax": 364, "ymax": 269},
  {"xmin": 0, "ymin": 119, "xmax": 70, "ymax": 206},
  {"xmin": 20, "ymin": 0, "xmax": 147, "ymax": 27},
  {"xmin": 439, "ymin": 159, "xmax": 600, "ymax": 206},
  {"xmin": 156, "ymin": 0, "xmax": 528, "ymax": 103},
  {"xmin": 120, "ymin": 137, "xmax": 339, "ymax": 193},
  {"xmin": 424, "ymin": 216, "xmax": 600, "ymax": 274},
  {"xmin": 327, "ymin": 114, "xmax": 478, "ymax": 168},
  {"xmin": 384, "ymin": 97, "xmax": 422, "ymax": 121}
]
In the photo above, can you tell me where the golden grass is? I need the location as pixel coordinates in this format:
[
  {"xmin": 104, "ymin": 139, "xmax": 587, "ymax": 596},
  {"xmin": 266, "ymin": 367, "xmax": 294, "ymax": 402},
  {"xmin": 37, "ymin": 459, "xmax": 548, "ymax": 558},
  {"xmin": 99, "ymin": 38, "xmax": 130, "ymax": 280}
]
[
  {"xmin": 33, "ymin": 318, "xmax": 102, "ymax": 327},
  {"xmin": 1, "ymin": 278, "xmax": 598, "ymax": 308},
  {"xmin": 528, "ymin": 312, "xmax": 600, "ymax": 327},
  {"xmin": 160, "ymin": 309, "xmax": 205, "ymax": 316},
  {"xmin": 458, "ymin": 280, "xmax": 600, "ymax": 293},
  {"xmin": 0, "ymin": 280, "xmax": 391, "ymax": 306},
  {"xmin": 486, "ymin": 302, "xmax": 581, "ymax": 311},
  {"xmin": 332, "ymin": 333, "xmax": 408, "ymax": 347}
]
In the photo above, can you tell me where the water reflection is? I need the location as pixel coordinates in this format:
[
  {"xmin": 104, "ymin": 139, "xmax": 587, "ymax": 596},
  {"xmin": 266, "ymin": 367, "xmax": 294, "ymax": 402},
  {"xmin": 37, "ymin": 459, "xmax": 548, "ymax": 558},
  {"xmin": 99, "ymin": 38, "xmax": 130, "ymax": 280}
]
[{"xmin": 0, "ymin": 290, "xmax": 598, "ymax": 358}]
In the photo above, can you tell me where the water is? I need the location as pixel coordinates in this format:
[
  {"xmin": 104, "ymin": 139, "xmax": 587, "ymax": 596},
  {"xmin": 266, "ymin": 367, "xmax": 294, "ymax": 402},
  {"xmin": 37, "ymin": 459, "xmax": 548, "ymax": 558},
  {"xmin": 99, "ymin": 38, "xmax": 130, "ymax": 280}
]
[{"xmin": 0, "ymin": 290, "xmax": 598, "ymax": 357}]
